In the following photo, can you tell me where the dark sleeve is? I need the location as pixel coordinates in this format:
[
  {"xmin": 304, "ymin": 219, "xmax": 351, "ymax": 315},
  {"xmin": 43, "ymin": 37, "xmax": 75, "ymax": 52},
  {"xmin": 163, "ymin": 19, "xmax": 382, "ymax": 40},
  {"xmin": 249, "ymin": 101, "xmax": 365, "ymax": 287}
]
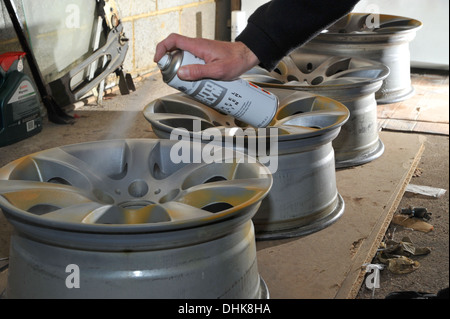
[{"xmin": 235, "ymin": 0, "xmax": 360, "ymax": 70}]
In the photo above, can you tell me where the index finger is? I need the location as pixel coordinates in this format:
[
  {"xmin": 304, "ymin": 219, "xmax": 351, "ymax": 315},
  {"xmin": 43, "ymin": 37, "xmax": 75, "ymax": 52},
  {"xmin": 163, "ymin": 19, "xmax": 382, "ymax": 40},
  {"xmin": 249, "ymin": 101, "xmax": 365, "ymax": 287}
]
[{"xmin": 153, "ymin": 33, "xmax": 209, "ymax": 62}]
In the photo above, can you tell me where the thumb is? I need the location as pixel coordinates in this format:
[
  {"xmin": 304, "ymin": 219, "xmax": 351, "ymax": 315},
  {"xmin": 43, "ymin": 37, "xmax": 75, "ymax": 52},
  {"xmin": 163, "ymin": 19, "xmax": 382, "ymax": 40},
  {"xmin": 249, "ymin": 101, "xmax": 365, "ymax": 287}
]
[{"xmin": 178, "ymin": 64, "xmax": 209, "ymax": 81}]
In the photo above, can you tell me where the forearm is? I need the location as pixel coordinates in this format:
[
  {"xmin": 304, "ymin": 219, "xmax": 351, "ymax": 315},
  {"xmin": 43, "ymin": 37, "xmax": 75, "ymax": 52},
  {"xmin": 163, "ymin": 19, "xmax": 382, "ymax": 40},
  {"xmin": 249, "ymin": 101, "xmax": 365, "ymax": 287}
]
[{"xmin": 236, "ymin": 0, "xmax": 360, "ymax": 70}]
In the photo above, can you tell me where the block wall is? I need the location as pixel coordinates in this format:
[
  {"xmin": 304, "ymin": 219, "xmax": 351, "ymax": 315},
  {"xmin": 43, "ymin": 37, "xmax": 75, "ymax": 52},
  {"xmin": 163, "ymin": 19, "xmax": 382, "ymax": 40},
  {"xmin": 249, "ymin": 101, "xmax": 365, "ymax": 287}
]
[
  {"xmin": 0, "ymin": 0, "xmax": 216, "ymax": 81},
  {"xmin": 117, "ymin": 0, "xmax": 216, "ymax": 77}
]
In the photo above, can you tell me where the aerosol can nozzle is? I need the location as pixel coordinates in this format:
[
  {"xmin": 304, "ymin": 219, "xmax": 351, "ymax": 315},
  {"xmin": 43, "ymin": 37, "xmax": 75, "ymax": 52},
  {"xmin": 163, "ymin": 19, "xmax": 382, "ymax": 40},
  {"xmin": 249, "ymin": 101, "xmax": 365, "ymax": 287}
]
[{"xmin": 157, "ymin": 54, "xmax": 170, "ymax": 70}]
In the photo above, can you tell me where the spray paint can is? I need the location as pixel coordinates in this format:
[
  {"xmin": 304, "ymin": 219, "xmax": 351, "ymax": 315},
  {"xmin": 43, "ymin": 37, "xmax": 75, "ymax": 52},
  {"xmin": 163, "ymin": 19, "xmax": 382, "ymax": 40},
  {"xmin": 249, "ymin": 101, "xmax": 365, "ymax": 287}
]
[{"xmin": 157, "ymin": 49, "xmax": 278, "ymax": 128}]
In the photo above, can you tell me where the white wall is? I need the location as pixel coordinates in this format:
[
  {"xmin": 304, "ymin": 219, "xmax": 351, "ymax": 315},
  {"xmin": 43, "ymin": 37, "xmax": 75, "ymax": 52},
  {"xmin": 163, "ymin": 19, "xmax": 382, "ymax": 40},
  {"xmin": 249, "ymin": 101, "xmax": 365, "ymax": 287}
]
[{"xmin": 241, "ymin": 0, "xmax": 268, "ymax": 17}]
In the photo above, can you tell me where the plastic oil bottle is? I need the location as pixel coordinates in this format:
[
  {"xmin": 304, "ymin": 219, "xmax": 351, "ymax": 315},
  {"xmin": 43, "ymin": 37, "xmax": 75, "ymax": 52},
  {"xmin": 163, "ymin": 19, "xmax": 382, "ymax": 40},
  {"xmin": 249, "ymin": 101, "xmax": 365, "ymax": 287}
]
[{"xmin": 0, "ymin": 52, "xmax": 42, "ymax": 147}]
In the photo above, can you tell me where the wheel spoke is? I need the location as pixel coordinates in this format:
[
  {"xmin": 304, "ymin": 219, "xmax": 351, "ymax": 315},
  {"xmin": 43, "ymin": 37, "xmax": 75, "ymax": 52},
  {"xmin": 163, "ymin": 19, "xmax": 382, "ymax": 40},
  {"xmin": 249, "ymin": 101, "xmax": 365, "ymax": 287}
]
[
  {"xmin": 277, "ymin": 57, "xmax": 304, "ymax": 80},
  {"xmin": 274, "ymin": 124, "xmax": 320, "ymax": 134},
  {"xmin": 278, "ymin": 110, "xmax": 348, "ymax": 131},
  {"xmin": 177, "ymin": 178, "xmax": 271, "ymax": 209},
  {"xmin": 315, "ymin": 56, "xmax": 352, "ymax": 77},
  {"xmin": 0, "ymin": 180, "xmax": 93, "ymax": 214},
  {"xmin": 159, "ymin": 201, "xmax": 213, "ymax": 221},
  {"xmin": 328, "ymin": 66, "xmax": 384, "ymax": 80},
  {"xmin": 179, "ymin": 160, "xmax": 264, "ymax": 191},
  {"xmin": 25, "ymin": 147, "xmax": 116, "ymax": 189}
]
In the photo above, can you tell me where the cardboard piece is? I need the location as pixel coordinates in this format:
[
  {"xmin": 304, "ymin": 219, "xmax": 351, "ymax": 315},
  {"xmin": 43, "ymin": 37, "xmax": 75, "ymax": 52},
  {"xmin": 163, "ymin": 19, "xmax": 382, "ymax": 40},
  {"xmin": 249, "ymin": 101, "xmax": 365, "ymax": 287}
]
[{"xmin": 392, "ymin": 214, "xmax": 434, "ymax": 233}]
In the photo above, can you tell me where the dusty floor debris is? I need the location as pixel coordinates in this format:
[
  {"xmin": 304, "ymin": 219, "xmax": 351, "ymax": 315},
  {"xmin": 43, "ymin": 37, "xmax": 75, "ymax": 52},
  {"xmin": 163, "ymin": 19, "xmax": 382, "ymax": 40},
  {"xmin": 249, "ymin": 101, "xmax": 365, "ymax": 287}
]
[{"xmin": 392, "ymin": 215, "xmax": 434, "ymax": 233}]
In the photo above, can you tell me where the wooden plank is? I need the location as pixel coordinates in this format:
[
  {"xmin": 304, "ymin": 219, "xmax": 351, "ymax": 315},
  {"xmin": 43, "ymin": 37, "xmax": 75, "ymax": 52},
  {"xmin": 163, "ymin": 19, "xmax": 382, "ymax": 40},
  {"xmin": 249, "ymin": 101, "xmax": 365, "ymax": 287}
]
[
  {"xmin": 381, "ymin": 119, "xmax": 449, "ymax": 135},
  {"xmin": 337, "ymin": 134, "xmax": 425, "ymax": 299},
  {"xmin": 413, "ymin": 121, "xmax": 449, "ymax": 135},
  {"xmin": 377, "ymin": 73, "xmax": 449, "ymax": 135},
  {"xmin": 256, "ymin": 131, "xmax": 425, "ymax": 299}
]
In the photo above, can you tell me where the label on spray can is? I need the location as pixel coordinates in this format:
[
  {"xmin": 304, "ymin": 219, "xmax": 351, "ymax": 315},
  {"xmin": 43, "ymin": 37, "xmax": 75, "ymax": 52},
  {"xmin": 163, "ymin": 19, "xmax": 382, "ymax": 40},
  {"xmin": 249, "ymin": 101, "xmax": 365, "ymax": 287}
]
[{"xmin": 157, "ymin": 50, "xmax": 278, "ymax": 128}]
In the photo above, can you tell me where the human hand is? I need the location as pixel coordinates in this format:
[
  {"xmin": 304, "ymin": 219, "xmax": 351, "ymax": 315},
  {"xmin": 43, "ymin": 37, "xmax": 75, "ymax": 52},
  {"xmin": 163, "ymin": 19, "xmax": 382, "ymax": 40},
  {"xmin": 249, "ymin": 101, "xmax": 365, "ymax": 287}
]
[{"xmin": 154, "ymin": 33, "xmax": 259, "ymax": 81}]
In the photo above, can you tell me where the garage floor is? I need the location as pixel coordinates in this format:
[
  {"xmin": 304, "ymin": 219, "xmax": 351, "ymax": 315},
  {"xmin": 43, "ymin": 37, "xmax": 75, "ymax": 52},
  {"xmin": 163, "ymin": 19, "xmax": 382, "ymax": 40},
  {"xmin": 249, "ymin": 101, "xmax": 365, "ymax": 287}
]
[{"xmin": 0, "ymin": 71, "xmax": 448, "ymax": 299}]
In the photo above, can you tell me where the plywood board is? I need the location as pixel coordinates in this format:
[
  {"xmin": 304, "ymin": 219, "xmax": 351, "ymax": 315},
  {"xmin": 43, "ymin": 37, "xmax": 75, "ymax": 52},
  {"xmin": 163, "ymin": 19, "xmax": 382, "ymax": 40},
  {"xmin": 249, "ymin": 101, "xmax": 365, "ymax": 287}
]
[
  {"xmin": 377, "ymin": 73, "xmax": 449, "ymax": 135},
  {"xmin": 378, "ymin": 118, "xmax": 449, "ymax": 136},
  {"xmin": 256, "ymin": 131, "xmax": 425, "ymax": 299}
]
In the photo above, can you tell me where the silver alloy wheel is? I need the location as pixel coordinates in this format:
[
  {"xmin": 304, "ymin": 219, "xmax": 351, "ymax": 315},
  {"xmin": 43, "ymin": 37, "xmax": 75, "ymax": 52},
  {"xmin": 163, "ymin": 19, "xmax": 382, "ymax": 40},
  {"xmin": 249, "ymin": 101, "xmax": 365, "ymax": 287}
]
[
  {"xmin": 242, "ymin": 53, "xmax": 389, "ymax": 168},
  {"xmin": 0, "ymin": 139, "xmax": 272, "ymax": 298},
  {"xmin": 144, "ymin": 89, "xmax": 349, "ymax": 239},
  {"xmin": 300, "ymin": 13, "xmax": 422, "ymax": 104}
]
